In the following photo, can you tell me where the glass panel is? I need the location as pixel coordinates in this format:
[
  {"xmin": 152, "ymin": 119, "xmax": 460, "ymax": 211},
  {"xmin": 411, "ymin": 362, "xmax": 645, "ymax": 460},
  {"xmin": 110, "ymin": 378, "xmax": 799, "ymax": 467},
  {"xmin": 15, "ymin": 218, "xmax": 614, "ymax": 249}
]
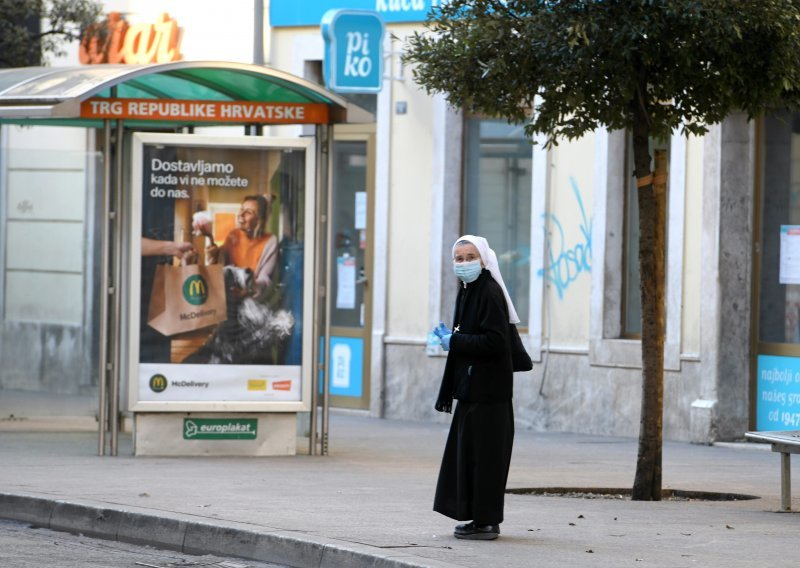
[
  {"xmin": 463, "ymin": 118, "xmax": 531, "ymax": 327},
  {"xmin": 0, "ymin": 67, "xmax": 56, "ymax": 94},
  {"xmin": 3, "ymin": 147, "xmax": 96, "ymax": 324},
  {"xmin": 0, "ymin": 137, "xmax": 103, "ymax": 422},
  {"xmin": 330, "ymin": 140, "xmax": 368, "ymax": 328},
  {"xmin": 759, "ymin": 113, "xmax": 800, "ymax": 344},
  {"xmin": 0, "ymin": 66, "xmax": 337, "ymax": 105},
  {"xmin": 622, "ymin": 134, "xmax": 670, "ymax": 336},
  {"xmin": 129, "ymin": 73, "xmax": 234, "ymax": 101},
  {"xmin": 2, "ymin": 66, "xmax": 130, "ymax": 98},
  {"xmin": 138, "ymin": 144, "xmax": 307, "ymax": 373},
  {"xmin": 170, "ymin": 69, "xmax": 330, "ymax": 103}
]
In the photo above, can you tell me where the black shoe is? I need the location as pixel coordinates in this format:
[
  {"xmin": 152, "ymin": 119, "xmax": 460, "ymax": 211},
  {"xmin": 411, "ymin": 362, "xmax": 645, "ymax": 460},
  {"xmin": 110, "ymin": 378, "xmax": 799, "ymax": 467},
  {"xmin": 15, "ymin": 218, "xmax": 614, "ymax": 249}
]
[
  {"xmin": 454, "ymin": 521, "xmax": 475, "ymax": 535},
  {"xmin": 454, "ymin": 523, "xmax": 500, "ymax": 540}
]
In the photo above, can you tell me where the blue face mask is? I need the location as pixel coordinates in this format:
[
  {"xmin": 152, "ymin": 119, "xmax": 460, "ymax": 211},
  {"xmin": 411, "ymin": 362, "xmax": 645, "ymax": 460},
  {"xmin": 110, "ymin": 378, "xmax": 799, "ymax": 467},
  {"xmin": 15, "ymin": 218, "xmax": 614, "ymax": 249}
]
[{"xmin": 454, "ymin": 260, "xmax": 482, "ymax": 283}]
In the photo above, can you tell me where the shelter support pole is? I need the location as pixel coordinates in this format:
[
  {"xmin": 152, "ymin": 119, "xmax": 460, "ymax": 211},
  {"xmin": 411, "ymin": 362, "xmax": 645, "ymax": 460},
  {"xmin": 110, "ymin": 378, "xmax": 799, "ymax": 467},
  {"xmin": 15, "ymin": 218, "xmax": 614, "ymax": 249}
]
[
  {"xmin": 310, "ymin": 124, "xmax": 332, "ymax": 456},
  {"xmin": 310, "ymin": 137, "xmax": 320, "ymax": 455},
  {"xmin": 321, "ymin": 124, "xmax": 332, "ymax": 456},
  {"xmin": 97, "ymin": 120, "xmax": 112, "ymax": 456},
  {"xmin": 110, "ymin": 119, "xmax": 124, "ymax": 456}
]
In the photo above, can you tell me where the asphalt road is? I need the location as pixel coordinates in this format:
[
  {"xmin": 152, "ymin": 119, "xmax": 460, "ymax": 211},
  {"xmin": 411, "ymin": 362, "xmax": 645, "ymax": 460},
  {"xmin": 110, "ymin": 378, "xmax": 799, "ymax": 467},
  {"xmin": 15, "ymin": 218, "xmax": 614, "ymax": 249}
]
[{"xmin": 0, "ymin": 519, "xmax": 287, "ymax": 568}]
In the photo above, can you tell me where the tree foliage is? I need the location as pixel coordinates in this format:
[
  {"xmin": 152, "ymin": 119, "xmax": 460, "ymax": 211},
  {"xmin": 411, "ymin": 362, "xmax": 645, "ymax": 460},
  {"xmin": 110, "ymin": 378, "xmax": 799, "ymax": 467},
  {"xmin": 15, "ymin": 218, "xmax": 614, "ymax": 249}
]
[
  {"xmin": 405, "ymin": 0, "xmax": 800, "ymax": 501},
  {"xmin": 406, "ymin": 0, "xmax": 800, "ymax": 145},
  {"xmin": 0, "ymin": 0, "xmax": 101, "ymax": 67}
]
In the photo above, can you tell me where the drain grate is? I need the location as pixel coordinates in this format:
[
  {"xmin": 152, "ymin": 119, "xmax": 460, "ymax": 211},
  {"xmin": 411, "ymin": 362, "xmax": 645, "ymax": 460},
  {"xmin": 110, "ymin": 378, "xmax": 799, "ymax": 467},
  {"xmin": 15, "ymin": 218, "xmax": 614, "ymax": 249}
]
[{"xmin": 506, "ymin": 487, "xmax": 760, "ymax": 501}]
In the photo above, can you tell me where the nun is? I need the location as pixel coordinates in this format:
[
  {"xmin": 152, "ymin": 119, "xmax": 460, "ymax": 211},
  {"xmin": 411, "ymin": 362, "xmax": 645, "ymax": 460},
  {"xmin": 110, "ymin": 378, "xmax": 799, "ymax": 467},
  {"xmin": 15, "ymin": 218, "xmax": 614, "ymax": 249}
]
[{"xmin": 431, "ymin": 235, "xmax": 518, "ymax": 541}]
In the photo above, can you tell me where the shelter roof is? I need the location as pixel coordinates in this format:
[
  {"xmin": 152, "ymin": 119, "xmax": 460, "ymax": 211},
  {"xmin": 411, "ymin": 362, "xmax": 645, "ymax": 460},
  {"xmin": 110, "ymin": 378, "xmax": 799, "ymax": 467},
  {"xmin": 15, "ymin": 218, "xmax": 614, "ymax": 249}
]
[{"xmin": 0, "ymin": 61, "xmax": 372, "ymax": 126}]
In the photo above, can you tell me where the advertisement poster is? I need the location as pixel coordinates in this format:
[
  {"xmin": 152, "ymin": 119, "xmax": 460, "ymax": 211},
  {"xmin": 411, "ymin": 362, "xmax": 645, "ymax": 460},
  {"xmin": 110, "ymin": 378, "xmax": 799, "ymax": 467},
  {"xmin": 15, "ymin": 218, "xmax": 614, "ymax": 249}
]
[
  {"xmin": 779, "ymin": 225, "xmax": 800, "ymax": 285},
  {"xmin": 756, "ymin": 354, "xmax": 800, "ymax": 430},
  {"xmin": 129, "ymin": 134, "xmax": 314, "ymax": 411}
]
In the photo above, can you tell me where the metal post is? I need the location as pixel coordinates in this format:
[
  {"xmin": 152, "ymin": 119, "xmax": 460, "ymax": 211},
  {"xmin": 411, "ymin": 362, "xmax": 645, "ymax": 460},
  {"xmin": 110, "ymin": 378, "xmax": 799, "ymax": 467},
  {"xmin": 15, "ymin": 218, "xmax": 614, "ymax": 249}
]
[
  {"xmin": 310, "ymin": 124, "xmax": 330, "ymax": 456},
  {"xmin": 97, "ymin": 120, "xmax": 112, "ymax": 456},
  {"xmin": 310, "ymin": 128, "xmax": 322, "ymax": 456},
  {"xmin": 321, "ymin": 125, "xmax": 333, "ymax": 456},
  {"xmin": 781, "ymin": 452, "xmax": 791, "ymax": 512},
  {"xmin": 253, "ymin": 0, "xmax": 264, "ymax": 66},
  {"xmin": 110, "ymin": 119, "xmax": 124, "ymax": 456}
]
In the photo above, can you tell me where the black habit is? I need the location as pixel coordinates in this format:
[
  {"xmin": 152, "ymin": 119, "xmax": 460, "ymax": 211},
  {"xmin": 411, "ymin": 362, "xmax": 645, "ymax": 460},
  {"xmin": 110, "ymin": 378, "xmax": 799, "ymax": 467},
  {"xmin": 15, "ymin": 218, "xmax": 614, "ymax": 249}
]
[{"xmin": 433, "ymin": 269, "xmax": 515, "ymax": 525}]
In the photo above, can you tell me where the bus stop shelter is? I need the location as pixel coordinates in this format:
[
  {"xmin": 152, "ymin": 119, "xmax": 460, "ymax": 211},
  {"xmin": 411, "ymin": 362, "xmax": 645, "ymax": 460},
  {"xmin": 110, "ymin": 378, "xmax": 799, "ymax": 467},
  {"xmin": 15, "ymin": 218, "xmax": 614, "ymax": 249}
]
[{"xmin": 0, "ymin": 61, "xmax": 370, "ymax": 456}]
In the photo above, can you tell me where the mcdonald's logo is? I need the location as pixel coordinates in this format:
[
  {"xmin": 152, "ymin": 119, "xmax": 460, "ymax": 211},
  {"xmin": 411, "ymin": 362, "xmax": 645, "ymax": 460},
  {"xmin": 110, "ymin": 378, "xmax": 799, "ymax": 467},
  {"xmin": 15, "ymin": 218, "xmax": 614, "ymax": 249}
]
[
  {"xmin": 182, "ymin": 274, "xmax": 209, "ymax": 306},
  {"xmin": 149, "ymin": 374, "xmax": 168, "ymax": 393}
]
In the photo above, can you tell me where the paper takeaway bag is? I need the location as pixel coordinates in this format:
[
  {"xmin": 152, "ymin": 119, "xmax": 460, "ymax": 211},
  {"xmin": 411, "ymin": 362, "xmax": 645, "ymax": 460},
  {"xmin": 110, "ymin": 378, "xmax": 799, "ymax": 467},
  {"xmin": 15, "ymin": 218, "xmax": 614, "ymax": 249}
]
[{"xmin": 147, "ymin": 263, "xmax": 227, "ymax": 336}]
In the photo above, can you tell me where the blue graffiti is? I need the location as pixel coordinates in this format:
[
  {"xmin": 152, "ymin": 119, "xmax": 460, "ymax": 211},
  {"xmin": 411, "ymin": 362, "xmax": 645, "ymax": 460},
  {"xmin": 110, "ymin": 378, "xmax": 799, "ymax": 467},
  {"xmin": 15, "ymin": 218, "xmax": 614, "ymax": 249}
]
[{"xmin": 537, "ymin": 177, "xmax": 592, "ymax": 299}]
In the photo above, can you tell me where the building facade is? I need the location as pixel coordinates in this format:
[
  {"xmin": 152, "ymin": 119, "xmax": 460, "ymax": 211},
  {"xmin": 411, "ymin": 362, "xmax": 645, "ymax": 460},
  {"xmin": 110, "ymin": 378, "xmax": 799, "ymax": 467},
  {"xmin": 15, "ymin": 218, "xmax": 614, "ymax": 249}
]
[{"xmin": 0, "ymin": 0, "xmax": 788, "ymax": 444}]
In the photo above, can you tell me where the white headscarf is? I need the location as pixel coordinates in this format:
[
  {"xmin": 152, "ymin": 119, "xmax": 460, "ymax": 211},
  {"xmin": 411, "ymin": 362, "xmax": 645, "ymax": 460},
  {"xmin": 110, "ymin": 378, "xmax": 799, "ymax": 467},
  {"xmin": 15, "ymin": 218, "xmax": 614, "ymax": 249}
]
[{"xmin": 452, "ymin": 235, "xmax": 520, "ymax": 324}]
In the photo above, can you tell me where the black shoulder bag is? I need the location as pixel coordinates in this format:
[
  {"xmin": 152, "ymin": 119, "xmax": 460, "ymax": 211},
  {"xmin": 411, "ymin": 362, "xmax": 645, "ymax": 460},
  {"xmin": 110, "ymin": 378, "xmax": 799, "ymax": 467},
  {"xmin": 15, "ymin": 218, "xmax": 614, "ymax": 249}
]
[{"xmin": 509, "ymin": 324, "xmax": 533, "ymax": 372}]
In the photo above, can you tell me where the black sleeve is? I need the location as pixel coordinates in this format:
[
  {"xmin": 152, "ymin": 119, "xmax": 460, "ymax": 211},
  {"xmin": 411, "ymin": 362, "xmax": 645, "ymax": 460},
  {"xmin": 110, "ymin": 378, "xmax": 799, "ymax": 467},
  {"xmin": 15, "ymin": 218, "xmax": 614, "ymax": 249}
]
[{"xmin": 449, "ymin": 285, "xmax": 509, "ymax": 358}]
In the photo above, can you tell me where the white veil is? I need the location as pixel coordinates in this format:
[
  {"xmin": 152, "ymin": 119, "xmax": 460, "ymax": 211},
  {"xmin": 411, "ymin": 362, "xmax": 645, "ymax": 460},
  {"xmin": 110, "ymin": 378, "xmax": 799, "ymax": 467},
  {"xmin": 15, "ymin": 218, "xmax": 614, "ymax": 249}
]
[{"xmin": 452, "ymin": 235, "xmax": 520, "ymax": 324}]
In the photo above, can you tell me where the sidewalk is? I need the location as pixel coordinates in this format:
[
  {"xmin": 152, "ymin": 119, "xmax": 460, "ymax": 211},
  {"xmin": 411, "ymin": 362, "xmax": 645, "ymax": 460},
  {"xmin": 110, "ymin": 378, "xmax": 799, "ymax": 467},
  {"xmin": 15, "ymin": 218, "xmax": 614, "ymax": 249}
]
[{"xmin": 0, "ymin": 413, "xmax": 798, "ymax": 568}]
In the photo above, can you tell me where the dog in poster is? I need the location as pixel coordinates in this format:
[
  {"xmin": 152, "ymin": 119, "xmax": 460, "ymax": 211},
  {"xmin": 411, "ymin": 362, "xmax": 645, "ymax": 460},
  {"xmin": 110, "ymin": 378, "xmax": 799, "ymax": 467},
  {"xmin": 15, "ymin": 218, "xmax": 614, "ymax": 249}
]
[{"xmin": 183, "ymin": 265, "xmax": 294, "ymax": 365}]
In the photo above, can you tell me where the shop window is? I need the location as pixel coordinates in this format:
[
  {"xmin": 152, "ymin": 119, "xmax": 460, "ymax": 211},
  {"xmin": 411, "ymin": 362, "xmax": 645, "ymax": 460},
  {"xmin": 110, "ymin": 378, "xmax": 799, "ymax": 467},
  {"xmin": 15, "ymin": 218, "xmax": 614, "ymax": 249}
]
[
  {"xmin": 462, "ymin": 117, "xmax": 531, "ymax": 327},
  {"xmin": 759, "ymin": 112, "xmax": 800, "ymax": 344},
  {"xmin": 621, "ymin": 133, "xmax": 671, "ymax": 337},
  {"xmin": 589, "ymin": 128, "xmax": 685, "ymax": 370}
]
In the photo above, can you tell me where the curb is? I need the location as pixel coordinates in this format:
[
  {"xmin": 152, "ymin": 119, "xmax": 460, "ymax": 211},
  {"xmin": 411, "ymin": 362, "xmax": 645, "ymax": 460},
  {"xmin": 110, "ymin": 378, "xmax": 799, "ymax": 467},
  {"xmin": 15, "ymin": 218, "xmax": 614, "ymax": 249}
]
[{"xmin": 0, "ymin": 492, "xmax": 461, "ymax": 568}]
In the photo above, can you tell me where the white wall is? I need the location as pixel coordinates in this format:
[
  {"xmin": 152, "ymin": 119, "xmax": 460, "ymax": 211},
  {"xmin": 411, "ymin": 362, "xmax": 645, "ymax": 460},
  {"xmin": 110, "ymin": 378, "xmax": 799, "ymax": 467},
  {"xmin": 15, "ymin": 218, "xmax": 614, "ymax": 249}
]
[
  {"xmin": 541, "ymin": 133, "xmax": 596, "ymax": 349},
  {"xmin": 383, "ymin": 26, "xmax": 435, "ymax": 339},
  {"xmin": 682, "ymin": 134, "xmax": 704, "ymax": 357}
]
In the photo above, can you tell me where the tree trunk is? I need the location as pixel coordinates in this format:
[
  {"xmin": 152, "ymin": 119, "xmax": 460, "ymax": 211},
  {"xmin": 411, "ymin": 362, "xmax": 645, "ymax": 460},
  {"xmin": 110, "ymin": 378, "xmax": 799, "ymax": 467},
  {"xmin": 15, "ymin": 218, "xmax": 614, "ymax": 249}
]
[{"xmin": 631, "ymin": 119, "xmax": 667, "ymax": 501}]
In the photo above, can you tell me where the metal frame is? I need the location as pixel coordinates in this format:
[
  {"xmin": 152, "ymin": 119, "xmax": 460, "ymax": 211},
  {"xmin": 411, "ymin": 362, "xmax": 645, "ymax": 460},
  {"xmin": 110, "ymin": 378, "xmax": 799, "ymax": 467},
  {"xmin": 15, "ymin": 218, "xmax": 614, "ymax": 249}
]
[{"xmin": 126, "ymin": 133, "xmax": 316, "ymax": 414}]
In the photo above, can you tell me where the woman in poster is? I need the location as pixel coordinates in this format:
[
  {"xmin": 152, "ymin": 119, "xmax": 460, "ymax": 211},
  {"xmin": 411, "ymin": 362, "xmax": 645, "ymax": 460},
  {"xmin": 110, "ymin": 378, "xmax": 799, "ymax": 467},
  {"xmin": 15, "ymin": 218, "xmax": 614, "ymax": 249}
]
[
  {"xmin": 202, "ymin": 194, "xmax": 278, "ymax": 292},
  {"xmin": 185, "ymin": 192, "xmax": 293, "ymax": 366}
]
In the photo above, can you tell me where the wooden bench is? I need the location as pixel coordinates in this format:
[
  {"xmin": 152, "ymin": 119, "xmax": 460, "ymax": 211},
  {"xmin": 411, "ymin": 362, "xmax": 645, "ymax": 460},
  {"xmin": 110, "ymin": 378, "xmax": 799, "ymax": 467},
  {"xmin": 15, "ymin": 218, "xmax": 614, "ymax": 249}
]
[{"xmin": 744, "ymin": 430, "xmax": 800, "ymax": 511}]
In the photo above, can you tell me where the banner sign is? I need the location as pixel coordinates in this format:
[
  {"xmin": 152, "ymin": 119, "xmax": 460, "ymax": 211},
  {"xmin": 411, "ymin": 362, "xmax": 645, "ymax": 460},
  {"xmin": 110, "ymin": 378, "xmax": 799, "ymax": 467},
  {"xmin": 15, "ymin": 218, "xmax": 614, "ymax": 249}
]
[
  {"xmin": 322, "ymin": 10, "xmax": 385, "ymax": 93},
  {"xmin": 756, "ymin": 354, "xmax": 800, "ymax": 430},
  {"xmin": 80, "ymin": 12, "xmax": 182, "ymax": 65},
  {"xmin": 183, "ymin": 418, "xmax": 258, "ymax": 440},
  {"xmin": 271, "ymin": 0, "xmax": 438, "ymax": 27},
  {"xmin": 129, "ymin": 134, "xmax": 315, "ymax": 411},
  {"xmin": 80, "ymin": 98, "xmax": 330, "ymax": 124}
]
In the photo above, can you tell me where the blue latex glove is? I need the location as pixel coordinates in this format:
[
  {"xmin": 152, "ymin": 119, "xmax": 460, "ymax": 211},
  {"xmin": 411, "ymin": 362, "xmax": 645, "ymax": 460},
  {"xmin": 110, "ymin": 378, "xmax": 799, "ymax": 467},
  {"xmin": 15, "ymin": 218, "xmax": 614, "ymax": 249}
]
[
  {"xmin": 432, "ymin": 322, "xmax": 453, "ymax": 351},
  {"xmin": 433, "ymin": 322, "xmax": 452, "ymax": 337}
]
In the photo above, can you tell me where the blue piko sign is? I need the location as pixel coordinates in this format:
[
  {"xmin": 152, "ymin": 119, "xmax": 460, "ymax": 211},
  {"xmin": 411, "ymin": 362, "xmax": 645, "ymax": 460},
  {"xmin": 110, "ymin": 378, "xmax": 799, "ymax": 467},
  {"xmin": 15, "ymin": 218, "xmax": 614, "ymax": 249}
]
[{"xmin": 322, "ymin": 10, "xmax": 385, "ymax": 94}]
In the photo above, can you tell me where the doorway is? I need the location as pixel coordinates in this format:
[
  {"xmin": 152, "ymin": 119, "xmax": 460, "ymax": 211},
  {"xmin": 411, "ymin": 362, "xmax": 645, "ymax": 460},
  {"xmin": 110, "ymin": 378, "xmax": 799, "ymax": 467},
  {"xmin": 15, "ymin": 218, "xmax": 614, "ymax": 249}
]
[{"xmin": 324, "ymin": 124, "xmax": 376, "ymax": 410}]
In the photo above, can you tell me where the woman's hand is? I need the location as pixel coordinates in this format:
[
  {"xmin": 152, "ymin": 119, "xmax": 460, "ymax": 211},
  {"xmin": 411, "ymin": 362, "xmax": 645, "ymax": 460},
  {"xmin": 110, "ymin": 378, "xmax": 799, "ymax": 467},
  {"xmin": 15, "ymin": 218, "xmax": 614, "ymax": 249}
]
[{"xmin": 433, "ymin": 322, "xmax": 453, "ymax": 351}]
